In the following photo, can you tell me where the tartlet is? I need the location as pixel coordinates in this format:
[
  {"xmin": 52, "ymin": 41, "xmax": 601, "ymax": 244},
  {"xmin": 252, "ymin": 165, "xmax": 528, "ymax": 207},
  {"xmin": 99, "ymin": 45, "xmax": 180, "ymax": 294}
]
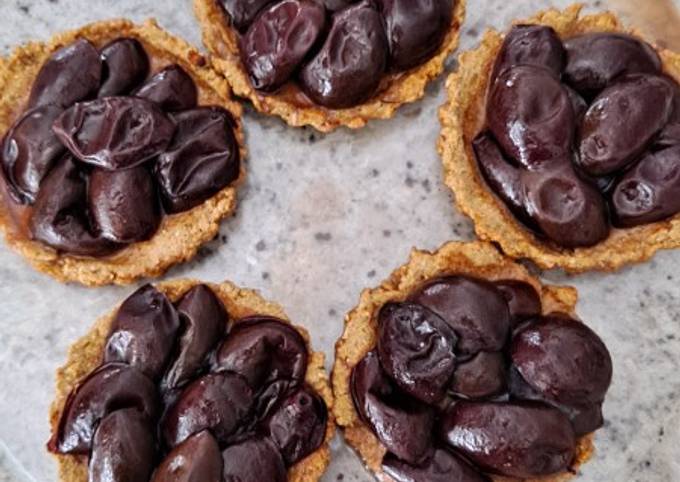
[
  {"xmin": 0, "ymin": 19, "xmax": 246, "ymax": 286},
  {"xmin": 194, "ymin": 0, "xmax": 466, "ymax": 132},
  {"xmin": 439, "ymin": 4, "xmax": 680, "ymax": 273},
  {"xmin": 48, "ymin": 278, "xmax": 334, "ymax": 482},
  {"xmin": 333, "ymin": 241, "xmax": 612, "ymax": 481}
]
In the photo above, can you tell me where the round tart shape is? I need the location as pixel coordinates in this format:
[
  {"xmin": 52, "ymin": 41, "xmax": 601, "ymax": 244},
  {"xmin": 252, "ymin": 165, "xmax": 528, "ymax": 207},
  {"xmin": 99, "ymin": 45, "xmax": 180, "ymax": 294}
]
[
  {"xmin": 333, "ymin": 241, "xmax": 612, "ymax": 481},
  {"xmin": 439, "ymin": 5, "xmax": 680, "ymax": 272},
  {"xmin": 48, "ymin": 279, "xmax": 334, "ymax": 482},
  {"xmin": 0, "ymin": 19, "xmax": 246, "ymax": 285},
  {"xmin": 194, "ymin": 0, "xmax": 466, "ymax": 132}
]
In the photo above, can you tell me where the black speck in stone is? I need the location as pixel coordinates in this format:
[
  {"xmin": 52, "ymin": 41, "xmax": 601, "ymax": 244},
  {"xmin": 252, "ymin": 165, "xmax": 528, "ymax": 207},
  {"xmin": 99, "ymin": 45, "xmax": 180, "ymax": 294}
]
[
  {"xmin": 382, "ymin": 229, "xmax": 391, "ymax": 237},
  {"xmin": 328, "ymin": 308, "xmax": 337, "ymax": 316},
  {"xmin": 421, "ymin": 179, "xmax": 431, "ymax": 192},
  {"xmin": 19, "ymin": 4, "xmax": 30, "ymax": 14},
  {"xmin": 315, "ymin": 232, "xmax": 332, "ymax": 242},
  {"xmin": 367, "ymin": 270, "xmax": 376, "ymax": 278},
  {"xmin": 308, "ymin": 133, "xmax": 317, "ymax": 143},
  {"xmin": 405, "ymin": 176, "xmax": 416, "ymax": 188},
  {"xmin": 337, "ymin": 474, "xmax": 344, "ymax": 481},
  {"xmin": 467, "ymin": 27, "xmax": 479, "ymax": 37},
  {"xmin": 406, "ymin": 161, "xmax": 414, "ymax": 169},
  {"xmin": 276, "ymin": 162, "xmax": 283, "ymax": 171},
  {"xmin": 370, "ymin": 168, "xmax": 380, "ymax": 178},
  {"xmin": 220, "ymin": 235, "xmax": 228, "ymax": 244},
  {"xmin": 262, "ymin": 272, "xmax": 270, "ymax": 280},
  {"xmin": 255, "ymin": 240, "xmax": 267, "ymax": 251}
]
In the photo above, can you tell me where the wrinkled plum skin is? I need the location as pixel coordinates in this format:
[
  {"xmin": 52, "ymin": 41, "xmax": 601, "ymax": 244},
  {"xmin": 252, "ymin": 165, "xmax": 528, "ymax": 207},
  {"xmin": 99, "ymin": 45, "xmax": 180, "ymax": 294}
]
[
  {"xmin": 351, "ymin": 351, "xmax": 434, "ymax": 465},
  {"xmin": 241, "ymin": 0, "xmax": 326, "ymax": 92},
  {"xmin": 134, "ymin": 65, "xmax": 198, "ymax": 112},
  {"xmin": 28, "ymin": 39, "xmax": 102, "ymax": 109},
  {"xmin": 98, "ymin": 38, "xmax": 150, "ymax": 97},
  {"xmin": 410, "ymin": 276, "xmax": 510, "ymax": 356},
  {"xmin": 89, "ymin": 166, "xmax": 161, "ymax": 243},
  {"xmin": 491, "ymin": 25, "xmax": 565, "ymax": 82},
  {"xmin": 104, "ymin": 284, "xmax": 181, "ymax": 380},
  {"xmin": 579, "ymin": 74, "xmax": 674, "ymax": 176},
  {"xmin": 53, "ymin": 96, "xmax": 175, "ymax": 171},
  {"xmin": 156, "ymin": 107, "xmax": 241, "ymax": 213},
  {"xmin": 163, "ymin": 285, "xmax": 228, "ymax": 390},
  {"xmin": 383, "ymin": 448, "xmax": 490, "ymax": 482},
  {"xmin": 377, "ymin": 302, "xmax": 457, "ymax": 404},
  {"xmin": 89, "ymin": 409, "xmax": 156, "ymax": 482},
  {"xmin": 221, "ymin": 437, "xmax": 287, "ymax": 482},
  {"xmin": 162, "ymin": 372, "xmax": 254, "ymax": 448},
  {"xmin": 378, "ymin": 0, "xmax": 453, "ymax": 71},
  {"xmin": 299, "ymin": 2, "xmax": 388, "ymax": 109},
  {"xmin": 440, "ymin": 401, "xmax": 576, "ymax": 478},
  {"xmin": 48, "ymin": 363, "xmax": 158, "ymax": 454},
  {"xmin": 564, "ymin": 33, "xmax": 661, "ymax": 96},
  {"xmin": 1, "ymin": 105, "xmax": 65, "ymax": 203},
  {"xmin": 152, "ymin": 431, "xmax": 223, "ymax": 482},
  {"xmin": 612, "ymin": 145, "xmax": 680, "ymax": 227},
  {"xmin": 350, "ymin": 275, "xmax": 613, "ymax": 479},
  {"xmin": 213, "ymin": 316, "xmax": 308, "ymax": 418},
  {"xmin": 265, "ymin": 387, "xmax": 328, "ymax": 466},
  {"xmin": 477, "ymin": 29, "xmax": 680, "ymax": 245},
  {"xmin": 29, "ymin": 155, "xmax": 121, "ymax": 256}
]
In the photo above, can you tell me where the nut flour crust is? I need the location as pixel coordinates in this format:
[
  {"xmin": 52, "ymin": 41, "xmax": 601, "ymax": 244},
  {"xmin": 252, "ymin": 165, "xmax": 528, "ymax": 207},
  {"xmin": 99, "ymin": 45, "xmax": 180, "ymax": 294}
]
[
  {"xmin": 438, "ymin": 4, "xmax": 680, "ymax": 273},
  {"xmin": 48, "ymin": 278, "xmax": 335, "ymax": 482},
  {"xmin": 332, "ymin": 241, "xmax": 595, "ymax": 482},
  {"xmin": 194, "ymin": 0, "xmax": 466, "ymax": 132},
  {"xmin": 0, "ymin": 19, "xmax": 247, "ymax": 286}
]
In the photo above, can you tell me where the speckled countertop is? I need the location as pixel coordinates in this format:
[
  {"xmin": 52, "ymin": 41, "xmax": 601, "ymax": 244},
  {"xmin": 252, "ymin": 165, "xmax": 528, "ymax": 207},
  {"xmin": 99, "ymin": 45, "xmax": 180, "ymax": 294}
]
[{"xmin": 0, "ymin": 0, "xmax": 679, "ymax": 481}]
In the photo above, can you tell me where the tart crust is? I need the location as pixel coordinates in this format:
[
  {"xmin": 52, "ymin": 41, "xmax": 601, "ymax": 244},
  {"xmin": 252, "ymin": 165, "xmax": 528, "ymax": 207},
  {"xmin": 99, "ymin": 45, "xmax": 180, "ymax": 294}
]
[
  {"xmin": 48, "ymin": 278, "xmax": 335, "ymax": 482},
  {"xmin": 438, "ymin": 4, "xmax": 680, "ymax": 273},
  {"xmin": 332, "ymin": 241, "xmax": 595, "ymax": 482},
  {"xmin": 0, "ymin": 19, "xmax": 247, "ymax": 286},
  {"xmin": 194, "ymin": 0, "xmax": 466, "ymax": 132}
]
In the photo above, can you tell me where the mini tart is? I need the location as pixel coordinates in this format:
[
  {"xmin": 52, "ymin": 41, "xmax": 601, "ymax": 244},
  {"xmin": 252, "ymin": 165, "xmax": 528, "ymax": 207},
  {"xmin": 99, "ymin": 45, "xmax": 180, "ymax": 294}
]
[
  {"xmin": 0, "ymin": 19, "xmax": 246, "ymax": 286},
  {"xmin": 48, "ymin": 278, "xmax": 334, "ymax": 482},
  {"xmin": 333, "ymin": 241, "xmax": 595, "ymax": 482},
  {"xmin": 194, "ymin": 0, "xmax": 466, "ymax": 132},
  {"xmin": 438, "ymin": 4, "xmax": 680, "ymax": 273}
]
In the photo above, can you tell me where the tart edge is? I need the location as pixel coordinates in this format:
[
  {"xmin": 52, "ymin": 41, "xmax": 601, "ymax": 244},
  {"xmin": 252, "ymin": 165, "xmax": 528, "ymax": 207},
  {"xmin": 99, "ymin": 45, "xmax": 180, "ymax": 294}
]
[
  {"xmin": 332, "ymin": 240, "xmax": 595, "ymax": 482},
  {"xmin": 438, "ymin": 3, "xmax": 680, "ymax": 273},
  {"xmin": 193, "ymin": 0, "xmax": 466, "ymax": 132},
  {"xmin": 0, "ymin": 18, "xmax": 247, "ymax": 286},
  {"xmin": 48, "ymin": 278, "xmax": 335, "ymax": 482}
]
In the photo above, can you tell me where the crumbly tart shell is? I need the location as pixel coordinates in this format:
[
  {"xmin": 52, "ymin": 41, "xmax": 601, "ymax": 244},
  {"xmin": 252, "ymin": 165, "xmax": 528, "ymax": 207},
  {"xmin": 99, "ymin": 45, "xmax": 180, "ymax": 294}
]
[
  {"xmin": 438, "ymin": 4, "xmax": 680, "ymax": 273},
  {"xmin": 332, "ymin": 241, "xmax": 594, "ymax": 482},
  {"xmin": 0, "ymin": 19, "xmax": 247, "ymax": 286},
  {"xmin": 48, "ymin": 278, "xmax": 335, "ymax": 482},
  {"xmin": 194, "ymin": 0, "xmax": 466, "ymax": 132}
]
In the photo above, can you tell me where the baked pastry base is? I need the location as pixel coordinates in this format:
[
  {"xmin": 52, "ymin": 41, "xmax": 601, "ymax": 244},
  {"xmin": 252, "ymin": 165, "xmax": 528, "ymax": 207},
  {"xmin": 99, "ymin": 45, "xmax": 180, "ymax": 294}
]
[
  {"xmin": 438, "ymin": 4, "xmax": 680, "ymax": 273},
  {"xmin": 48, "ymin": 278, "xmax": 334, "ymax": 482},
  {"xmin": 332, "ymin": 241, "xmax": 594, "ymax": 482},
  {"xmin": 194, "ymin": 0, "xmax": 466, "ymax": 132},
  {"xmin": 0, "ymin": 19, "xmax": 246, "ymax": 286}
]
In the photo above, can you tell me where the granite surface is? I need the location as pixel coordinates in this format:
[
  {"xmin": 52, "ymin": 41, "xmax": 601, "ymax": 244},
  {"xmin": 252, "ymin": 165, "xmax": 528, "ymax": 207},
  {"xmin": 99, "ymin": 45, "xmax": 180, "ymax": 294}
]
[{"xmin": 0, "ymin": 0, "xmax": 679, "ymax": 481}]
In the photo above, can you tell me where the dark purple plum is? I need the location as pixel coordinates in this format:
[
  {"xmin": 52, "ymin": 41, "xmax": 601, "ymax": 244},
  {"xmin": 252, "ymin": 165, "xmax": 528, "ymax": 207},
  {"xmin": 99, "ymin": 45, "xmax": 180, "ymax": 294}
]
[
  {"xmin": 221, "ymin": 437, "xmax": 287, "ymax": 482},
  {"xmin": 156, "ymin": 107, "xmax": 240, "ymax": 213},
  {"xmin": 450, "ymin": 351, "xmax": 506, "ymax": 399},
  {"xmin": 377, "ymin": 302, "xmax": 457, "ymax": 404},
  {"xmin": 382, "ymin": 447, "xmax": 489, "ymax": 482},
  {"xmin": 494, "ymin": 280, "xmax": 542, "ymax": 326},
  {"xmin": 98, "ymin": 38, "xmax": 150, "ymax": 97},
  {"xmin": 134, "ymin": 65, "xmax": 198, "ymax": 112},
  {"xmin": 104, "ymin": 285, "xmax": 181, "ymax": 380},
  {"xmin": 53, "ymin": 96, "xmax": 175, "ymax": 170},
  {"xmin": 151, "ymin": 431, "xmax": 222, "ymax": 482},
  {"xmin": 241, "ymin": 0, "xmax": 326, "ymax": 92}
]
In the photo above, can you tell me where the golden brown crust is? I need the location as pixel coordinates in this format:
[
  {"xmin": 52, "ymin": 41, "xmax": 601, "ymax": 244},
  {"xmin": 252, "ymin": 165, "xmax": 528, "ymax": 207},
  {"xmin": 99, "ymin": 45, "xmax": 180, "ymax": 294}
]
[
  {"xmin": 438, "ymin": 4, "xmax": 680, "ymax": 273},
  {"xmin": 48, "ymin": 278, "xmax": 335, "ymax": 482},
  {"xmin": 332, "ymin": 241, "xmax": 594, "ymax": 482},
  {"xmin": 0, "ymin": 19, "xmax": 247, "ymax": 286},
  {"xmin": 194, "ymin": 0, "xmax": 466, "ymax": 132}
]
